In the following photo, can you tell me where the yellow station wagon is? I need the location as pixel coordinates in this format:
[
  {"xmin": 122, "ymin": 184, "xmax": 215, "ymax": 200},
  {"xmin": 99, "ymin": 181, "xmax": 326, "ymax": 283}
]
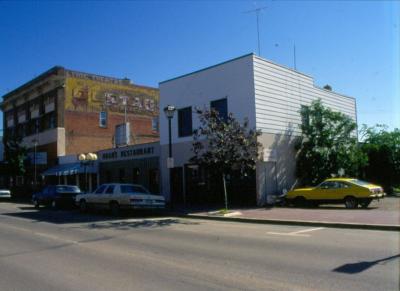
[{"xmin": 286, "ymin": 178, "xmax": 385, "ymax": 209}]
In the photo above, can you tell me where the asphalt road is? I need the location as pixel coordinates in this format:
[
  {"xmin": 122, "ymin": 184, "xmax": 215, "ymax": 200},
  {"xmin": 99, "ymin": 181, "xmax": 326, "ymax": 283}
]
[{"xmin": 0, "ymin": 202, "xmax": 398, "ymax": 291}]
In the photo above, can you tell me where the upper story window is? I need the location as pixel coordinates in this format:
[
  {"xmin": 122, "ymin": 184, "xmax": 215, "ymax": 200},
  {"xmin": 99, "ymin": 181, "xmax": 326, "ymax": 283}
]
[
  {"xmin": 99, "ymin": 111, "xmax": 107, "ymax": 128},
  {"xmin": 210, "ymin": 98, "xmax": 228, "ymax": 122},
  {"xmin": 152, "ymin": 117, "xmax": 159, "ymax": 132},
  {"xmin": 178, "ymin": 107, "xmax": 192, "ymax": 137}
]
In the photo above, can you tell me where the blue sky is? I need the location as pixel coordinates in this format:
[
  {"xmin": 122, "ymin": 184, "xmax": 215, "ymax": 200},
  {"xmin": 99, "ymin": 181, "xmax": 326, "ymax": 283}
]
[{"xmin": 0, "ymin": 1, "xmax": 398, "ymax": 130}]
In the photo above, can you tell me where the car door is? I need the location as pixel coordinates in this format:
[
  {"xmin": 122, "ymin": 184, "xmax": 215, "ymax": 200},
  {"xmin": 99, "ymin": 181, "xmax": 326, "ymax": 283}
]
[
  {"xmin": 90, "ymin": 185, "xmax": 107, "ymax": 207},
  {"xmin": 314, "ymin": 181, "xmax": 337, "ymax": 201},
  {"xmin": 102, "ymin": 185, "xmax": 116, "ymax": 205}
]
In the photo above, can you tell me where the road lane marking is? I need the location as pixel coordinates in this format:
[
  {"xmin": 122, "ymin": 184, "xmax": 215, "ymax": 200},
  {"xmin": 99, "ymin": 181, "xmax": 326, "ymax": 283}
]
[
  {"xmin": 291, "ymin": 227, "xmax": 325, "ymax": 234},
  {"xmin": 267, "ymin": 227, "xmax": 325, "ymax": 237}
]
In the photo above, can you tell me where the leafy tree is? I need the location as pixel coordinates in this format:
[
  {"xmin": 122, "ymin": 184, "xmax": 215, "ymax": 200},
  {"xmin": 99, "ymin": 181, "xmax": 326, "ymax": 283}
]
[
  {"xmin": 4, "ymin": 135, "xmax": 28, "ymax": 184},
  {"xmin": 191, "ymin": 108, "xmax": 261, "ymax": 210},
  {"xmin": 360, "ymin": 125, "xmax": 400, "ymax": 194},
  {"xmin": 296, "ymin": 100, "xmax": 367, "ymax": 186}
]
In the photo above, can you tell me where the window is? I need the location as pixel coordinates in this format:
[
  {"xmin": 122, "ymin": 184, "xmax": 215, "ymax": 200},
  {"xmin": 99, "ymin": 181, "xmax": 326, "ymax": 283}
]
[
  {"xmin": 95, "ymin": 185, "xmax": 107, "ymax": 194},
  {"xmin": 105, "ymin": 185, "xmax": 115, "ymax": 194},
  {"xmin": 132, "ymin": 168, "xmax": 140, "ymax": 183},
  {"xmin": 99, "ymin": 111, "xmax": 107, "ymax": 128},
  {"xmin": 178, "ymin": 107, "xmax": 192, "ymax": 137},
  {"xmin": 210, "ymin": 98, "xmax": 228, "ymax": 121},
  {"xmin": 120, "ymin": 185, "xmax": 149, "ymax": 194},
  {"xmin": 151, "ymin": 117, "xmax": 159, "ymax": 132},
  {"xmin": 119, "ymin": 168, "xmax": 125, "ymax": 183}
]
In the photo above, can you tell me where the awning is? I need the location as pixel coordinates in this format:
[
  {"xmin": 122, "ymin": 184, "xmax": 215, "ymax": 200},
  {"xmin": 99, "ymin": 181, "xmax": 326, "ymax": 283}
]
[{"xmin": 41, "ymin": 162, "xmax": 97, "ymax": 176}]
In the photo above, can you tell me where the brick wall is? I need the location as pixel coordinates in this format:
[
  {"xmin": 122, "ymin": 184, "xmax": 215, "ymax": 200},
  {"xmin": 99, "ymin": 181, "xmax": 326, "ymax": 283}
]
[{"xmin": 64, "ymin": 110, "xmax": 159, "ymax": 154}]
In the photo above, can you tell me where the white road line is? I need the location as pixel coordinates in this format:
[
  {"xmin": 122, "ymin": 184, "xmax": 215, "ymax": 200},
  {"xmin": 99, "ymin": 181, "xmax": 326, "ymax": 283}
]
[
  {"xmin": 290, "ymin": 227, "xmax": 325, "ymax": 235},
  {"xmin": 267, "ymin": 227, "xmax": 325, "ymax": 237},
  {"xmin": 266, "ymin": 232, "xmax": 310, "ymax": 237}
]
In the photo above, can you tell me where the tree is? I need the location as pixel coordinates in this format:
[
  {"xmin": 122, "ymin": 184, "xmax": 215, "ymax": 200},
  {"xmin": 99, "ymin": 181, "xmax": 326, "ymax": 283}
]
[
  {"xmin": 360, "ymin": 125, "xmax": 400, "ymax": 194},
  {"xmin": 4, "ymin": 135, "xmax": 28, "ymax": 185},
  {"xmin": 191, "ymin": 108, "xmax": 261, "ymax": 210},
  {"xmin": 296, "ymin": 100, "xmax": 367, "ymax": 186}
]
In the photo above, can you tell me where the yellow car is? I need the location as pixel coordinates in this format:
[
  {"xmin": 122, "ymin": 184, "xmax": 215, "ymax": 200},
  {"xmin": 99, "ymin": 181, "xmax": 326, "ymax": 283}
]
[{"xmin": 286, "ymin": 178, "xmax": 385, "ymax": 209}]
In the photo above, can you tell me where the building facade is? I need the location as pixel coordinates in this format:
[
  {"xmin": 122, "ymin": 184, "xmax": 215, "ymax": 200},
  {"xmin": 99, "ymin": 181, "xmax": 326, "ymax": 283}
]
[
  {"xmin": 1, "ymin": 66, "xmax": 159, "ymax": 188},
  {"xmin": 159, "ymin": 53, "xmax": 357, "ymax": 206}
]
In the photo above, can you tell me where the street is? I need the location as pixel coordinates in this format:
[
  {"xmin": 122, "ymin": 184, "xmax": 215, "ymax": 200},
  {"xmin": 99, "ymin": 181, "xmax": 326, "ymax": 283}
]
[{"xmin": 0, "ymin": 202, "xmax": 398, "ymax": 291}]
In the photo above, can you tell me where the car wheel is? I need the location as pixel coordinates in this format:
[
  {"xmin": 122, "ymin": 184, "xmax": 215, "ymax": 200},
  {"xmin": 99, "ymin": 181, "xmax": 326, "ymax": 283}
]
[
  {"xmin": 344, "ymin": 196, "xmax": 358, "ymax": 209},
  {"xmin": 360, "ymin": 199, "xmax": 372, "ymax": 209},
  {"xmin": 79, "ymin": 200, "xmax": 88, "ymax": 213},
  {"xmin": 33, "ymin": 199, "xmax": 40, "ymax": 209},
  {"xmin": 294, "ymin": 196, "xmax": 307, "ymax": 208},
  {"xmin": 109, "ymin": 201, "xmax": 120, "ymax": 216}
]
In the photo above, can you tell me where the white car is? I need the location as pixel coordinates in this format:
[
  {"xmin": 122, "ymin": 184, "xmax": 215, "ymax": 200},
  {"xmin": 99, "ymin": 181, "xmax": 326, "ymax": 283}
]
[
  {"xmin": 0, "ymin": 189, "xmax": 11, "ymax": 199},
  {"xmin": 75, "ymin": 183, "xmax": 166, "ymax": 215}
]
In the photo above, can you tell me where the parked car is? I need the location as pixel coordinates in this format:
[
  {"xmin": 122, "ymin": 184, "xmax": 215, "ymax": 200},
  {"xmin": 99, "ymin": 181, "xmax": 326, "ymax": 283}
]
[
  {"xmin": 285, "ymin": 178, "xmax": 386, "ymax": 209},
  {"xmin": 75, "ymin": 183, "xmax": 166, "ymax": 215},
  {"xmin": 0, "ymin": 189, "xmax": 11, "ymax": 200},
  {"xmin": 32, "ymin": 185, "xmax": 82, "ymax": 209}
]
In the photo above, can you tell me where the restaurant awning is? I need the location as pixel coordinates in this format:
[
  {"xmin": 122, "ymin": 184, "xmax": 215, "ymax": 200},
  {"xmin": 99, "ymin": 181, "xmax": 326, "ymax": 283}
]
[{"xmin": 41, "ymin": 162, "xmax": 97, "ymax": 176}]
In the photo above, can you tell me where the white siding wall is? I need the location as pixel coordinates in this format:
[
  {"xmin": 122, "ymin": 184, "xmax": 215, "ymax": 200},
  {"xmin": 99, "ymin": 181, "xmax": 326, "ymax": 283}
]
[
  {"xmin": 253, "ymin": 55, "xmax": 356, "ymax": 135},
  {"xmin": 159, "ymin": 54, "xmax": 256, "ymax": 145}
]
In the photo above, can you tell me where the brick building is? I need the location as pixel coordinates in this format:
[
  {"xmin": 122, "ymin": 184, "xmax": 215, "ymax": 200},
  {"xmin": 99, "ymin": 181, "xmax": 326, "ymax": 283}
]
[{"xmin": 1, "ymin": 66, "xmax": 159, "ymax": 188}]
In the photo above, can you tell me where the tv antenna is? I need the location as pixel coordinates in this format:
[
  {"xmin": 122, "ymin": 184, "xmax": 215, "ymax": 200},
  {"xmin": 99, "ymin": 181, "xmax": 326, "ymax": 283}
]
[{"xmin": 244, "ymin": 6, "xmax": 267, "ymax": 56}]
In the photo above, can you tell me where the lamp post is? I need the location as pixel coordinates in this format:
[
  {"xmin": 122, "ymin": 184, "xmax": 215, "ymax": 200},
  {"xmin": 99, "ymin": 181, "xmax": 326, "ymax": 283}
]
[
  {"xmin": 163, "ymin": 105, "xmax": 176, "ymax": 207},
  {"xmin": 32, "ymin": 138, "xmax": 38, "ymax": 189},
  {"xmin": 78, "ymin": 153, "xmax": 98, "ymax": 193}
]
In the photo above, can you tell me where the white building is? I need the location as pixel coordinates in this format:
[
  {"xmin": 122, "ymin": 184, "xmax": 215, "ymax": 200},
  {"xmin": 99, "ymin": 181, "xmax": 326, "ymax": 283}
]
[{"xmin": 159, "ymin": 53, "xmax": 356, "ymax": 206}]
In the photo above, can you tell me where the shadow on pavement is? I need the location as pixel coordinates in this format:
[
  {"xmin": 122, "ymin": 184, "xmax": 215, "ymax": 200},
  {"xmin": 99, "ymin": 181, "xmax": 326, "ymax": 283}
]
[
  {"xmin": 84, "ymin": 218, "xmax": 199, "ymax": 230},
  {"xmin": 3, "ymin": 208, "xmax": 173, "ymax": 225},
  {"xmin": 333, "ymin": 254, "xmax": 400, "ymax": 274}
]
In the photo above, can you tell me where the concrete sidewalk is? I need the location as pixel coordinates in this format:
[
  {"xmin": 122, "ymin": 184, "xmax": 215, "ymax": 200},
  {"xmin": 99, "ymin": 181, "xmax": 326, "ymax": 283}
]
[{"xmin": 181, "ymin": 197, "xmax": 400, "ymax": 231}]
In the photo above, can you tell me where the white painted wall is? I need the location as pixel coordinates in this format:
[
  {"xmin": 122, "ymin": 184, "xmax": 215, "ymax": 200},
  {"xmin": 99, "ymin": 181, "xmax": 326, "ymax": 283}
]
[
  {"xmin": 159, "ymin": 54, "xmax": 256, "ymax": 145},
  {"xmin": 253, "ymin": 55, "xmax": 357, "ymax": 135}
]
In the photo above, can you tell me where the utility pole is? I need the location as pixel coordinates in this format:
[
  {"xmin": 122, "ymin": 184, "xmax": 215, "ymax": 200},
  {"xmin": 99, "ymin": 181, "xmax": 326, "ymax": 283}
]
[{"xmin": 244, "ymin": 6, "xmax": 267, "ymax": 56}]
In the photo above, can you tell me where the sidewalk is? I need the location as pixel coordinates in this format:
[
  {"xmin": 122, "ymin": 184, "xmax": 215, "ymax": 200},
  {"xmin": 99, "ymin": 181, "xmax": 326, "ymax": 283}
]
[{"xmin": 180, "ymin": 197, "xmax": 400, "ymax": 231}]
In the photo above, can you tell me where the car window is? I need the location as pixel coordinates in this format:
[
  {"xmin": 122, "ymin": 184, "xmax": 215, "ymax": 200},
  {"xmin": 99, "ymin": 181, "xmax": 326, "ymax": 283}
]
[
  {"xmin": 120, "ymin": 185, "xmax": 149, "ymax": 194},
  {"xmin": 94, "ymin": 185, "xmax": 107, "ymax": 194},
  {"xmin": 349, "ymin": 179, "xmax": 370, "ymax": 186},
  {"xmin": 56, "ymin": 185, "xmax": 80, "ymax": 193},
  {"xmin": 336, "ymin": 182, "xmax": 349, "ymax": 189},
  {"xmin": 42, "ymin": 187, "xmax": 49, "ymax": 195},
  {"xmin": 105, "ymin": 185, "xmax": 115, "ymax": 194},
  {"xmin": 319, "ymin": 182, "xmax": 335, "ymax": 189}
]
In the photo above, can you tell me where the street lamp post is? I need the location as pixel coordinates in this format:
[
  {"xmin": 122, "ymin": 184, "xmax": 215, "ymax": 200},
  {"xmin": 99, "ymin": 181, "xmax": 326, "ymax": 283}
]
[
  {"xmin": 32, "ymin": 139, "xmax": 38, "ymax": 189},
  {"xmin": 78, "ymin": 153, "xmax": 98, "ymax": 193},
  {"xmin": 163, "ymin": 105, "xmax": 176, "ymax": 207}
]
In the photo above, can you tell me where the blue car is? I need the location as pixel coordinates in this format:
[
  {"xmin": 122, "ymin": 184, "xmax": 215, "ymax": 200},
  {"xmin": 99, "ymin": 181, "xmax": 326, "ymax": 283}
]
[{"xmin": 32, "ymin": 185, "xmax": 82, "ymax": 209}]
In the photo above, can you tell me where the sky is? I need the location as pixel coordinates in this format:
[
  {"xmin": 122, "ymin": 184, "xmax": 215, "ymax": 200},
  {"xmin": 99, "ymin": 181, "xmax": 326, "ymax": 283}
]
[{"xmin": 0, "ymin": 0, "xmax": 398, "ymax": 131}]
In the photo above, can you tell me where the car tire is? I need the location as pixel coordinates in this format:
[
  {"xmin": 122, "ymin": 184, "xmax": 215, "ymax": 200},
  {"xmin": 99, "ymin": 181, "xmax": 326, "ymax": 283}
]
[
  {"xmin": 344, "ymin": 196, "xmax": 358, "ymax": 209},
  {"xmin": 79, "ymin": 200, "xmax": 88, "ymax": 213},
  {"xmin": 360, "ymin": 199, "xmax": 372, "ymax": 209},
  {"xmin": 294, "ymin": 196, "xmax": 307, "ymax": 208},
  {"xmin": 109, "ymin": 201, "xmax": 120, "ymax": 216}
]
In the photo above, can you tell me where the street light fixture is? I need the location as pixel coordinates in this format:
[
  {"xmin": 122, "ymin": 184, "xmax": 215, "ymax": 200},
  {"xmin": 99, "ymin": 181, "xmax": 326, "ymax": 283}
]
[
  {"xmin": 78, "ymin": 152, "xmax": 98, "ymax": 193},
  {"xmin": 163, "ymin": 105, "xmax": 176, "ymax": 160}
]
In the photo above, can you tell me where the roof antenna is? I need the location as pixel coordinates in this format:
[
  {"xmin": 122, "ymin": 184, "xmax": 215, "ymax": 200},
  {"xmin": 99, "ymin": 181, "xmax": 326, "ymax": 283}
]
[
  {"xmin": 293, "ymin": 42, "xmax": 297, "ymax": 70},
  {"xmin": 244, "ymin": 6, "xmax": 267, "ymax": 56}
]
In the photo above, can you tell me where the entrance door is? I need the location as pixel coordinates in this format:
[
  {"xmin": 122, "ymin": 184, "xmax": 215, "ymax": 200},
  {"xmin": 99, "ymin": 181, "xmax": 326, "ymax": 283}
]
[{"xmin": 170, "ymin": 167, "xmax": 184, "ymax": 206}]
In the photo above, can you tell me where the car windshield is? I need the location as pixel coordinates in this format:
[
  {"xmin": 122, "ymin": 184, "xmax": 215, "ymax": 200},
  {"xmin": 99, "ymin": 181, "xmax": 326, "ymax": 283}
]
[
  {"xmin": 56, "ymin": 186, "xmax": 81, "ymax": 193},
  {"xmin": 349, "ymin": 179, "xmax": 371, "ymax": 186},
  {"xmin": 121, "ymin": 185, "xmax": 149, "ymax": 194}
]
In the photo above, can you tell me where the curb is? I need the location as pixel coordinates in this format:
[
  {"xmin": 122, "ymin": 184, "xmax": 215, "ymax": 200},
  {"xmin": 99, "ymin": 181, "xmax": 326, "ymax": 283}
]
[{"xmin": 177, "ymin": 214, "xmax": 400, "ymax": 232}]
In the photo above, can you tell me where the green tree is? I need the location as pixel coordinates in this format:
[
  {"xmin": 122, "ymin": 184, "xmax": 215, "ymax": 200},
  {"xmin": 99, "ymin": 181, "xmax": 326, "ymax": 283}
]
[
  {"xmin": 360, "ymin": 125, "xmax": 400, "ymax": 194},
  {"xmin": 296, "ymin": 100, "xmax": 367, "ymax": 186},
  {"xmin": 4, "ymin": 135, "xmax": 28, "ymax": 185},
  {"xmin": 191, "ymin": 109, "xmax": 261, "ymax": 210}
]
